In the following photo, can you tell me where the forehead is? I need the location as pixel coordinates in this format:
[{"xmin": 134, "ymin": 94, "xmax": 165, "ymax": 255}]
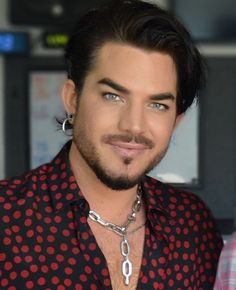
[{"xmin": 88, "ymin": 42, "xmax": 178, "ymax": 95}]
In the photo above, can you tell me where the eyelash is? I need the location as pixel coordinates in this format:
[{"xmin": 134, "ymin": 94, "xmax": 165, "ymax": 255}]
[
  {"xmin": 149, "ymin": 103, "xmax": 169, "ymax": 111},
  {"xmin": 103, "ymin": 92, "xmax": 122, "ymax": 102},
  {"xmin": 102, "ymin": 92, "xmax": 169, "ymax": 111}
]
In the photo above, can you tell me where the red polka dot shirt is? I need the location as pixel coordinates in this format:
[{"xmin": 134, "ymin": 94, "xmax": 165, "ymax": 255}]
[{"xmin": 0, "ymin": 142, "xmax": 223, "ymax": 289}]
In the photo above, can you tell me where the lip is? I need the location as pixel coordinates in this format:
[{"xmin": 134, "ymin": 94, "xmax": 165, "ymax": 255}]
[{"xmin": 109, "ymin": 142, "xmax": 148, "ymax": 157}]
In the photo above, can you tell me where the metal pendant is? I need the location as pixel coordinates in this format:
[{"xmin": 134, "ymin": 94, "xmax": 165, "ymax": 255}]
[{"xmin": 121, "ymin": 237, "xmax": 132, "ymax": 285}]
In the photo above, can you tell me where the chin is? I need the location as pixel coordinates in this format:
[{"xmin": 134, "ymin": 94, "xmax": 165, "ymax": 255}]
[
  {"xmin": 100, "ymin": 176, "xmax": 142, "ymax": 190},
  {"xmin": 98, "ymin": 168, "xmax": 147, "ymax": 190}
]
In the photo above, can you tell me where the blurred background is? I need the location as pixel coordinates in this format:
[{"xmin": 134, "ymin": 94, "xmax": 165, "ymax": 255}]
[{"xmin": 0, "ymin": 0, "xmax": 236, "ymax": 235}]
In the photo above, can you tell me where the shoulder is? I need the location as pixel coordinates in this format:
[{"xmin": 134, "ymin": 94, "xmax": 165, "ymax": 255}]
[
  {"xmin": 145, "ymin": 176, "xmax": 223, "ymax": 284},
  {"xmin": 144, "ymin": 175, "xmax": 210, "ymax": 211},
  {"xmin": 144, "ymin": 175, "xmax": 222, "ymax": 238},
  {"xmin": 0, "ymin": 163, "xmax": 51, "ymax": 208}
]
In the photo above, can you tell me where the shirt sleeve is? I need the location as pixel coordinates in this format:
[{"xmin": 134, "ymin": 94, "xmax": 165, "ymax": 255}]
[{"xmin": 214, "ymin": 232, "xmax": 236, "ymax": 290}]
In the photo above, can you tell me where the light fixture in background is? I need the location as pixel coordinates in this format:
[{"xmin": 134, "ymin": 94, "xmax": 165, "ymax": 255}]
[
  {"xmin": 9, "ymin": 0, "xmax": 107, "ymax": 28},
  {"xmin": 42, "ymin": 32, "xmax": 69, "ymax": 49},
  {"xmin": 0, "ymin": 31, "xmax": 29, "ymax": 54}
]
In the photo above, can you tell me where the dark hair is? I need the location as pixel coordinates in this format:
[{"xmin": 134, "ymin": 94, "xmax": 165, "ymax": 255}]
[{"xmin": 65, "ymin": 0, "xmax": 205, "ymax": 114}]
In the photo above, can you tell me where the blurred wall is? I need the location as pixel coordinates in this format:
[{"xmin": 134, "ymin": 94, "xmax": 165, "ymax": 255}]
[
  {"xmin": 0, "ymin": 0, "xmax": 7, "ymax": 180},
  {"xmin": 0, "ymin": 0, "xmax": 64, "ymax": 179},
  {"xmin": 0, "ymin": 57, "xmax": 3, "ymax": 180}
]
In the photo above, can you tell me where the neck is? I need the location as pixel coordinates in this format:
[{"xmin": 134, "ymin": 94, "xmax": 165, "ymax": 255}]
[{"xmin": 69, "ymin": 142, "xmax": 139, "ymax": 221}]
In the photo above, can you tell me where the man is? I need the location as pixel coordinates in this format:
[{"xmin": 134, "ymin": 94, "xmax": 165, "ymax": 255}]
[
  {"xmin": 0, "ymin": 0, "xmax": 222, "ymax": 289},
  {"xmin": 214, "ymin": 233, "xmax": 236, "ymax": 289}
]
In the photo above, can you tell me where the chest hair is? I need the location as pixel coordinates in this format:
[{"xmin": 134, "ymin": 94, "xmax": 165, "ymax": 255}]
[{"xmin": 89, "ymin": 222, "xmax": 145, "ymax": 290}]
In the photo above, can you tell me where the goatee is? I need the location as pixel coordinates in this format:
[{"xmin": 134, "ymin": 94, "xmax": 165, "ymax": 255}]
[{"xmin": 73, "ymin": 131, "xmax": 168, "ymax": 190}]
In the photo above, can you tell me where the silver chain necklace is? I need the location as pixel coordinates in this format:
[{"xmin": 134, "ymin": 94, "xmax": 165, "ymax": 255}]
[{"xmin": 88, "ymin": 187, "xmax": 142, "ymax": 286}]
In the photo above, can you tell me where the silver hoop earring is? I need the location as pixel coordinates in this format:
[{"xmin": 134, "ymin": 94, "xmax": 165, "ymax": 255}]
[{"xmin": 62, "ymin": 114, "xmax": 74, "ymax": 136}]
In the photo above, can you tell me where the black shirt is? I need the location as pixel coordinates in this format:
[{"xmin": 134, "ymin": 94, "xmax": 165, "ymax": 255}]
[{"xmin": 0, "ymin": 142, "xmax": 223, "ymax": 289}]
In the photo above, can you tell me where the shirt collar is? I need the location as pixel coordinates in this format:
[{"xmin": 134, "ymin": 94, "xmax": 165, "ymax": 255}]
[
  {"xmin": 141, "ymin": 176, "xmax": 174, "ymax": 244},
  {"xmin": 46, "ymin": 141, "xmax": 172, "ymax": 223},
  {"xmin": 45, "ymin": 141, "xmax": 85, "ymax": 212},
  {"xmin": 141, "ymin": 176, "xmax": 171, "ymax": 217}
]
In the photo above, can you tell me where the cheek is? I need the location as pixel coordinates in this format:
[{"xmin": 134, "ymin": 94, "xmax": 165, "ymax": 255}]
[
  {"xmin": 78, "ymin": 95, "xmax": 115, "ymax": 125},
  {"xmin": 75, "ymin": 105, "xmax": 115, "ymax": 142},
  {"xmin": 150, "ymin": 117, "xmax": 177, "ymax": 143}
]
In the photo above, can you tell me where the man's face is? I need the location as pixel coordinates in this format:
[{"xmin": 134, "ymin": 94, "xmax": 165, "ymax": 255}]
[{"xmin": 65, "ymin": 42, "xmax": 182, "ymax": 190}]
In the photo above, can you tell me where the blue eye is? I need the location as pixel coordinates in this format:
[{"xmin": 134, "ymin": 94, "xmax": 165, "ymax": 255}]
[
  {"xmin": 149, "ymin": 103, "xmax": 168, "ymax": 111},
  {"xmin": 103, "ymin": 93, "xmax": 121, "ymax": 102}
]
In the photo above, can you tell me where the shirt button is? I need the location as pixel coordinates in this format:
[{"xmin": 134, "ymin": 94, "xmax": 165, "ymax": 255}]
[
  {"xmin": 79, "ymin": 199, "xmax": 86, "ymax": 209},
  {"xmin": 78, "ymin": 199, "xmax": 89, "ymax": 214}
]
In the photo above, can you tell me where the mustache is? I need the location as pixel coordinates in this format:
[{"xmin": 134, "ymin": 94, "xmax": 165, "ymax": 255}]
[{"xmin": 102, "ymin": 134, "xmax": 154, "ymax": 149}]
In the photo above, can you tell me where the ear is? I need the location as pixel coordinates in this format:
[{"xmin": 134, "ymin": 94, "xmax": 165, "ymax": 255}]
[
  {"xmin": 174, "ymin": 113, "xmax": 184, "ymax": 130},
  {"xmin": 61, "ymin": 80, "xmax": 78, "ymax": 114}
]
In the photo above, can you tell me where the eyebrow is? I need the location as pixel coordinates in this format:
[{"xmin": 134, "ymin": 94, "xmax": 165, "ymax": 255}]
[
  {"xmin": 97, "ymin": 77, "xmax": 176, "ymax": 101},
  {"xmin": 149, "ymin": 93, "xmax": 175, "ymax": 102},
  {"xmin": 98, "ymin": 78, "xmax": 130, "ymax": 94}
]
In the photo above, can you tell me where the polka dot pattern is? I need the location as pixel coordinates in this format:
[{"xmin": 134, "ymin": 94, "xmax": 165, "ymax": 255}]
[{"xmin": 0, "ymin": 142, "xmax": 223, "ymax": 289}]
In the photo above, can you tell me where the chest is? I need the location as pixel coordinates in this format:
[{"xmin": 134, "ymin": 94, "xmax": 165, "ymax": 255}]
[
  {"xmin": 0, "ymin": 207, "xmax": 218, "ymax": 290},
  {"xmin": 89, "ymin": 222, "xmax": 145, "ymax": 290}
]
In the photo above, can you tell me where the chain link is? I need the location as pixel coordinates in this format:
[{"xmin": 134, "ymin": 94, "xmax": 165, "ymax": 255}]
[
  {"xmin": 88, "ymin": 186, "xmax": 142, "ymax": 236},
  {"xmin": 121, "ymin": 237, "xmax": 132, "ymax": 285},
  {"xmin": 88, "ymin": 185, "xmax": 142, "ymax": 286}
]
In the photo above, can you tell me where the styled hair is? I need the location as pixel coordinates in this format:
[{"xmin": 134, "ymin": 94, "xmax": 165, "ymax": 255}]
[{"xmin": 65, "ymin": 0, "xmax": 205, "ymax": 114}]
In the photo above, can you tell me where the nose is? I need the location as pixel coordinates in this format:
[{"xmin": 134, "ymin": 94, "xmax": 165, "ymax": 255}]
[{"xmin": 118, "ymin": 102, "xmax": 146, "ymax": 135}]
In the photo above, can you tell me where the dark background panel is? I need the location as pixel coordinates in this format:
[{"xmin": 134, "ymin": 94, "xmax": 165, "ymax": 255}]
[
  {"xmin": 9, "ymin": 0, "xmax": 106, "ymax": 27},
  {"xmin": 193, "ymin": 57, "xmax": 236, "ymax": 233},
  {"xmin": 4, "ymin": 56, "xmax": 66, "ymax": 176},
  {"xmin": 170, "ymin": 0, "xmax": 236, "ymax": 42}
]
